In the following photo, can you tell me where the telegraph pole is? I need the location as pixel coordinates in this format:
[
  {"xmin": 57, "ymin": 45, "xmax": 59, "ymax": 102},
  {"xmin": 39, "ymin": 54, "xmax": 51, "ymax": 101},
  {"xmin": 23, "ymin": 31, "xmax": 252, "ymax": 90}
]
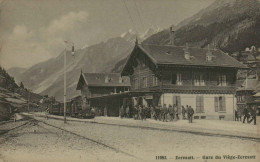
[
  {"xmin": 64, "ymin": 46, "xmax": 67, "ymax": 123},
  {"xmin": 63, "ymin": 41, "xmax": 74, "ymax": 123}
]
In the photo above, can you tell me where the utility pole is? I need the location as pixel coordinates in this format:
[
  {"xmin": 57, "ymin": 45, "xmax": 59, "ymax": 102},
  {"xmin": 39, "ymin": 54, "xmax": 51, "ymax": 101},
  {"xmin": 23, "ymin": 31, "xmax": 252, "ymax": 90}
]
[
  {"xmin": 63, "ymin": 41, "xmax": 75, "ymax": 123},
  {"xmin": 64, "ymin": 46, "xmax": 67, "ymax": 123}
]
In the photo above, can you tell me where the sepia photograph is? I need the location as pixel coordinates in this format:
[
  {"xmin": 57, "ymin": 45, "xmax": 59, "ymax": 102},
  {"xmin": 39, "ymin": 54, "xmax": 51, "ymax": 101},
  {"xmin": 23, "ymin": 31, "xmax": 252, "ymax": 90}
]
[{"xmin": 0, "ymin": 0, "xmax": 259, "ymax": 161}]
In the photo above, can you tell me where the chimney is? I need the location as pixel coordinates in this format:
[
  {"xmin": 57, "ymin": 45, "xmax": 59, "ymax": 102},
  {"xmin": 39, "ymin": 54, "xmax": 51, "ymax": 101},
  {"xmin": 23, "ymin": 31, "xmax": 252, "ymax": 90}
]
[
  {"xmin": 184, "ymin": 43, "xmax": 190, "ymax": 60},
  {"xmin": 119, "ymin": 76, "xmax": 123, "ymax": 83},
  {"xmin": 105, "ymin": 76, "xmax": 109, "ymax": 83},
  {"xmin": 169, "ymin": 26, "xmax": 175, "ymax": 46}
]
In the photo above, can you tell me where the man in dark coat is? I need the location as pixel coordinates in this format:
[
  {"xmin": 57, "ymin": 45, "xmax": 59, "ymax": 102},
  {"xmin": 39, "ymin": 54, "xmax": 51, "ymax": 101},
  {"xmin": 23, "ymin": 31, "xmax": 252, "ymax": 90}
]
[
  {"xmin": 162, "ymin": 104, "xmax": 168, "ymax": 122},
  {"xmin": 235, "ymin": 109, "xmax": 239, "ymax": 121},
  {"xmin": 188, "ymin": 106, "xmax": 194, "ymax": 123},
  {"xmin": 154, "ymin": 106, "xmax": 161, "ymax": 120},
  {"xmin": 168, "ymin": 104, "xmax": 174, "ymax": 121},
  {"xmin": 182, "ymin": 106, "xmax": 186, "ymax": 119},
  {"xmin": 175, "ymin": 105, "xmax": 179, "ymax": 120},
  {"xmin": 243, "ymin": 107, "xmax": 250, "ymax": 123},
  {"xmin": 248, "ymin": 106, "xmax": 257, "ymax": 125},
  {"xmin": 150, "ymin": 106, "xmax": 155, "ymax": 119}
]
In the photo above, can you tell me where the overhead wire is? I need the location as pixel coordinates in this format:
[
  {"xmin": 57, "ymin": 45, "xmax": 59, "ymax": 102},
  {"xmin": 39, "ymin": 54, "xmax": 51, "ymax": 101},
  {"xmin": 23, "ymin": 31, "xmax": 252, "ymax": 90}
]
[
  {"xmin": 132, "ymin": 0, "xmax": 146, "ymax": 33},
  {"xmin": 122, "ymin": 0, "xmax": 138, "ymax": 33}
]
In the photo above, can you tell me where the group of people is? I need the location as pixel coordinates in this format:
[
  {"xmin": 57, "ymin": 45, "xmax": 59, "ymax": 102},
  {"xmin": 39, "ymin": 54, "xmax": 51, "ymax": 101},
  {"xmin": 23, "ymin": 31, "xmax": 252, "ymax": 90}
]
[
  {"xmin": 119, "ymin": 104, "xmax": 195, "ymax": 123},
  {"xmin": 235, "ymin": 106, "xmax": 258, "ymax": 125}
]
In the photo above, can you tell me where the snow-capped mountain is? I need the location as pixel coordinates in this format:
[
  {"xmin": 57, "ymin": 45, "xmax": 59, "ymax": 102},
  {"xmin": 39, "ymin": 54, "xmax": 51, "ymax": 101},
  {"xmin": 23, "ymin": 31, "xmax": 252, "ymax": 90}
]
[
  {"xmin": 9, "ymin": 27, "xmax": 161, "ymax": 101},
  {"xmin": 120, "ymin": 26, "xmax": 161, "ymax": 43}
]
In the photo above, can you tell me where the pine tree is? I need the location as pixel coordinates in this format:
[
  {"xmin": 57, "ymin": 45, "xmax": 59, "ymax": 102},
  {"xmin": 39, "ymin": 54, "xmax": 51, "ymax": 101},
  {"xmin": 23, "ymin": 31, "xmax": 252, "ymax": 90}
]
[{"xmin": 20, "ymin": 82, "xmax": 24, "ymax": 89}]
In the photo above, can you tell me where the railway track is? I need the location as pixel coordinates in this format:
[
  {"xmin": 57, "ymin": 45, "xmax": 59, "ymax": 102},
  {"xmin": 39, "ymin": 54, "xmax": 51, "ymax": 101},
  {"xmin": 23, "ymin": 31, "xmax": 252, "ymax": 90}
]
[
  {"xmin": 0, "ymin": 114, "xmax": 35, "ymax": 136},
  {"xmin": 0, "ymin": 121, "xmax": 30, "ymax": 136},
  {"xmin": 1, "ymin": 115, "xmax": 141, "ymax": 160},
  {"xmin": 28, "ymin": 117, "xmax": 141, "ymax": 160}
]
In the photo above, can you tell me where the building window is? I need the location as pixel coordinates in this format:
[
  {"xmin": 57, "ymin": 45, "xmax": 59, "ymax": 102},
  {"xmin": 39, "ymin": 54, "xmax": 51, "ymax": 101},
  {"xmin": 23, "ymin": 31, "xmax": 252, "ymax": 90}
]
[
  {"xmin": 172, "ymin": 73, "xmax": 182, "ymax": 85},
  {"xmin": 177, "ymin": 73, "xmax": 182, "ymax": 85},
  {"xmin": 241, "ymin": 95, "xmax": 245, "ymax": 102},
  {"xmin": 214, "ymin": 96, "xmax": 226, "ymax": 112},
  {"xmin": 194, "ymin": 74, "xmax": 206, "ymax": 86},
  {"xmin": 143, "ymin": 77, "xmax": 147, "ymax": 88},
  {"xmin": 196, "ymin": 96, "xmax": 204, "ymax": 113},
  {"xmin": 218, "ymin": 75, "xmax": 227, "ymax": 86},
  {"xmin": 152, "ymin": 75, "xmax": 158, "ymax": 86}
]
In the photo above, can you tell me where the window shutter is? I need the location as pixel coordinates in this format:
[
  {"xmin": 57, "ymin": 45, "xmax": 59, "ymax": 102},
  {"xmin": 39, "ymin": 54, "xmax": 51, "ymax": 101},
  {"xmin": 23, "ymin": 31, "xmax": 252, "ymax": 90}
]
[
  {"xmin": 196, "ymin": 96, "xmax": 200, "ymax": 113},
  {"xmin": 201, "ymin": 96, "xmax": 204, "ymax": 112},
  {"xmin": 214, "ymin": 97, "xmax": 218, "ymax": 112},
  {"xmin": 222, "ymin": 96, "xmax": 226, "ymax": 111}
]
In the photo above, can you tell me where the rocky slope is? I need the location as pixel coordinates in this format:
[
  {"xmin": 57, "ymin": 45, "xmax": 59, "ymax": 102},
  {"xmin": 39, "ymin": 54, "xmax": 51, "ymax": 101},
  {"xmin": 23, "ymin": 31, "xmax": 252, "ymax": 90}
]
[
  {"xmin": 0, "ymin": 66, "xmax": 42, "ymax": 121},
  {"xmin": 143, "ymin": 0, "xmax": 260, "ymax": 52},
  {"xmin": 112, "ymin": 0, "xmax": 260, "ymax": 72}
]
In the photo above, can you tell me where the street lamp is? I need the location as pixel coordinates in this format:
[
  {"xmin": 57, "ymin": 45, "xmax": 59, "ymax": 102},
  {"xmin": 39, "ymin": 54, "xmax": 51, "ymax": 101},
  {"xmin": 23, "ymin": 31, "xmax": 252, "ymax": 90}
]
[{"xmin": 63, "ymin": 41, "xmax": 75, "ymax": 123}]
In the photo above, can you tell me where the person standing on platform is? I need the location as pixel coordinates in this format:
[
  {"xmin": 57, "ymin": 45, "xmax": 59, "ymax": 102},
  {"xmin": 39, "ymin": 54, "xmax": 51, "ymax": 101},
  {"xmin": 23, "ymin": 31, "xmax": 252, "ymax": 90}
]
[
  {"xmin": 154, "ymin": 106, "xmax": 160, "ymax": 120},
  {"xmin": 188, "ymin": 106, "xmax": 194, "ymax": 123},
  {"xmin": 176, "ymin": 106, "xmax": 179, "ymax": 120},
  {"xmin": 104, "ymin": 106, "xmax": 108, "ymax": 117},
  {"xmin": 150, "ymin": 106, "xmax": 155, "ymax": 119},
  {"xmin": 125, "ymin": 106, "xmax": 130, "ymax": 118},
  {"xmin": 235, "ymin": 109, "xmax": 241, "ymax": 121},
  {"xmin": 120, "ymin": 105, "xmax": 124, "ymax": 118},
  {"xmin": 158, "ymin": 105, "xmax": 163, "ymax": 121},
  {"xmin": 162, "ymin": 104, "xmax": 168, "ymax": 122},
  {"xmin": 249, "ymin": 106, "xmax": 257, "ymax": 125},
  {"xmin": 243, "ymin": 107, "xmax": 250, "ymax": 123},
  {"xmin": 182, "ymin": 106, "xmax": 186, "ymax": 119},
  {"xmin": 168, "ymin": 104, "xmax": 174, "ymax": 121},
  {"xmin": 138, "ymin": 105, "xmax": 143, "ymax": 120}
]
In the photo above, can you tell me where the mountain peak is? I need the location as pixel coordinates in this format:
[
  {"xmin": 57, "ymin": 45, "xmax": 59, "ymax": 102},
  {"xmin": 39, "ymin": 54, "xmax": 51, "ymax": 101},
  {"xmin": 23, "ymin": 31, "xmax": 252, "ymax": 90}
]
[{"xmin": 120, "ymin": 26, "xmax": 161, "ymax": 43}]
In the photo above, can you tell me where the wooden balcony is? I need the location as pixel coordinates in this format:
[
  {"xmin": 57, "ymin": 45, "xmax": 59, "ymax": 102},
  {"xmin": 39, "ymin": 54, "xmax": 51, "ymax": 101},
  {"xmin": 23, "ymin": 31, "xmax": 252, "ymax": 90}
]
[
  {"xmin": 162, "ymin": 84, "xmax": 236, "ymax": 94},
  {"xmin": 131, "ymin": 83, "xmax": 236, "ymax": 94}
]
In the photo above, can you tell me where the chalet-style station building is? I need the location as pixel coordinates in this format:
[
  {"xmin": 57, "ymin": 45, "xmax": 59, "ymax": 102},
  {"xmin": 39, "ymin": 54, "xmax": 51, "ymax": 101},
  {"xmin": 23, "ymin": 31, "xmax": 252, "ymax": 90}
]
[
  {"xmin": 76, "ymin": 73, "xmax": 131, "ymax": 116},
  {"xmin": 76, "ymin": 34, "xmax": 247, "ymax": 120},
  {"xmin": 119, "ymin": 41, "xmax": 247, "ymax": 120}
]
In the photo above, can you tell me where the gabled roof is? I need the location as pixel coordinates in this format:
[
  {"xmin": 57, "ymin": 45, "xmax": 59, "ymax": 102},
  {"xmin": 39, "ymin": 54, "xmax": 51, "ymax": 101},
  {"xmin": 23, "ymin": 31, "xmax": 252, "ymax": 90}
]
[
  {"xmin": 137, "ymin": 44, "xmax": 247, "ymax": 68},
  {"xmin": 76, "ymin": 73, "xmax": 130, "ymax": 90}
]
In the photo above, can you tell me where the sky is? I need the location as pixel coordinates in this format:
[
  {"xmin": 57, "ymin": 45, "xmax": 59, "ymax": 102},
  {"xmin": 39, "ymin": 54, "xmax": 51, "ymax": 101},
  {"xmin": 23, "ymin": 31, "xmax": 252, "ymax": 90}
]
[{"xmin": 0, "ymin": 0, "xmax": 214, "ymax": 69}]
